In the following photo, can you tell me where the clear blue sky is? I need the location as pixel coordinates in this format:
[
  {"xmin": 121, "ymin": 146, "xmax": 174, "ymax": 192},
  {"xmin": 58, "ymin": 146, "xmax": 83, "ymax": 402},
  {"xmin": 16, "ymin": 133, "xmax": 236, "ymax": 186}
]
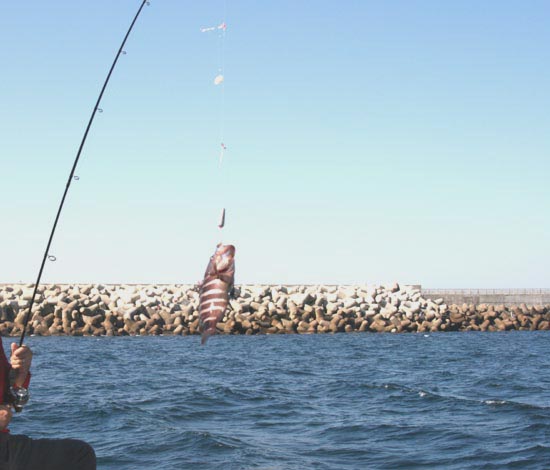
[{"xmin": 1, "ymin": 1, "xmax": 549, "ymax": 287}]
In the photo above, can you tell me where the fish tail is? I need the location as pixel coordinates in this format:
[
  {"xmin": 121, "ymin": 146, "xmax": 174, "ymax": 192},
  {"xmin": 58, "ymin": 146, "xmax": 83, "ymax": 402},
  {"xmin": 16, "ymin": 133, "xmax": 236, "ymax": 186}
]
[{"xmin": 200, "ymin": 322, "xmax": 217, "ymax": 345}]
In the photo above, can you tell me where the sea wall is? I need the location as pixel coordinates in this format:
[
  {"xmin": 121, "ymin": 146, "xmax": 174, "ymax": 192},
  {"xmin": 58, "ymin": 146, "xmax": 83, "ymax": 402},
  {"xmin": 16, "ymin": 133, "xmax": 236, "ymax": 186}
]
[
  {"xmin": 0, "ymin": 283, "xmax": 549, "ymax": 337},
  {"xmin": 421, "ymin": 288, "xmax": 550, "ymax": 306}
]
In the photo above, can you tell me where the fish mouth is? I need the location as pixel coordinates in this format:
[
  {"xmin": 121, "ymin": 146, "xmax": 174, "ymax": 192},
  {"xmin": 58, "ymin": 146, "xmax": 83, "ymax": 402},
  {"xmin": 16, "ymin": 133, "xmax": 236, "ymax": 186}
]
[
  {"xmin": 217, "ymin": 244, "xmax": 235, "ymax": 256},
  {"xmin": 215, "ymin": 244, "xmax": 235, "ymax": 271}
]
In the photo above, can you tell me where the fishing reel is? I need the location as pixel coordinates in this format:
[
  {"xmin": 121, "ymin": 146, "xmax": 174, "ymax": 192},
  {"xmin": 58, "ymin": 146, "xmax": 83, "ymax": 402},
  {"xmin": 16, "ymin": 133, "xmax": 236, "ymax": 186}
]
[
  {"xmin": 7, "ymin": 369, "xmax": 29, "ymax": 413},
  {"xmin": 8, "ymin": 385, "xmax": 29, "ymax": 413}
]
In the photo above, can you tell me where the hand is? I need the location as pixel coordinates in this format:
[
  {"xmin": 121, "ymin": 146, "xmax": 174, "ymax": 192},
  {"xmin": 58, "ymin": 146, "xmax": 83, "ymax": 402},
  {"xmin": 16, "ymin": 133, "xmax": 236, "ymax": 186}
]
[
  {"xmin": 10, "ymin": 343, "xmax": 33, "ymax": 387},
  {"xmin": 0, "ymin": 405, "xmax": 12, "ymax": 431}
]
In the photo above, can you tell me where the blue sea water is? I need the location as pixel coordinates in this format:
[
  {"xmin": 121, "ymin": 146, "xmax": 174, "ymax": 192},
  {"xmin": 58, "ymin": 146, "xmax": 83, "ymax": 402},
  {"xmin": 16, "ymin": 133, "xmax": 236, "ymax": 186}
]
[{"xmin": 8, "ymin": 332, "xmax": 550, "ymax": 469}]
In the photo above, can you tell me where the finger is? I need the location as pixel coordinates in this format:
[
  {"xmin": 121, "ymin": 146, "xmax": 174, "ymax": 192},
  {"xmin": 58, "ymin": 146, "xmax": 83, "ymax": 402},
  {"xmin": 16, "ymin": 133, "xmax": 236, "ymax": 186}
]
[
  {"xmin": 13, "ymin": 347, "xmax": 31, "ymax": 358},
  {"xmin": 12, "ymin": 359, "xmax": 29, "ymax": 368},
  {"xmin": 10, "ymin": 343, "xmax": 17, "ymax": 355},
  {"xmin": 14, "ymin": 363, "xmax": 30, "ymax": 369},
  {"xmin": 17, "ymin": 355, "xmax": 32, "ymax": 365}
]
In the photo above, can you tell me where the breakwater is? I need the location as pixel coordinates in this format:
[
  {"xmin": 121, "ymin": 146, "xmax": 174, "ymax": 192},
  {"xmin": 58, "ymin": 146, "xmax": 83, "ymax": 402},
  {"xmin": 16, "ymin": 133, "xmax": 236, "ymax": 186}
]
[
  {"xmin": 0, "ymin": 283, "xmax": 549, "ymax": 337},
  {"xmin": 421, "ymin": 288, "xmax": 550, "ymax": 306}
]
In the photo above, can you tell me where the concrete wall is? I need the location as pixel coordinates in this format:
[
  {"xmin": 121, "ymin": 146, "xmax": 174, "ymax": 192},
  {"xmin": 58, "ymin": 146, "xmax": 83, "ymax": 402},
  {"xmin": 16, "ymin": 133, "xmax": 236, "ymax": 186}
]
[{"xmin": 421, "ymin": 288, "xmax": 550, "ymax": 306}]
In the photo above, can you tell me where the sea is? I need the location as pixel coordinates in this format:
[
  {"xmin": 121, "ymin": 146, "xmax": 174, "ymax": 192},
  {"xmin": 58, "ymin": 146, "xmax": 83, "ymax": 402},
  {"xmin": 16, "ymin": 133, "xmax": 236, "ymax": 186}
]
[{"xmin": 9, "ymin": 332, "xmax": 550, "ymax": 469}]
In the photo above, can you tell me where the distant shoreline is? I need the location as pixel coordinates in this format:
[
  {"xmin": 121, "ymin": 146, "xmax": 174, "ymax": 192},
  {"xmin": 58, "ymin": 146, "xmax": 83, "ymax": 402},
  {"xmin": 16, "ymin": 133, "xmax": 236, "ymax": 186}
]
[{"xmin": 0, "ymin": 283, "xmax": 549, "ymax": 337}]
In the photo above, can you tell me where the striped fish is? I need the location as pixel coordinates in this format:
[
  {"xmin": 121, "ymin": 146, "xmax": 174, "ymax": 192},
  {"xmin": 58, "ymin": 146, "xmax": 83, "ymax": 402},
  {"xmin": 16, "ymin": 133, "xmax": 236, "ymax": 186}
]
[{"xmin": 199, "ymin": 243, "xmax": 236, "ymax": 344}]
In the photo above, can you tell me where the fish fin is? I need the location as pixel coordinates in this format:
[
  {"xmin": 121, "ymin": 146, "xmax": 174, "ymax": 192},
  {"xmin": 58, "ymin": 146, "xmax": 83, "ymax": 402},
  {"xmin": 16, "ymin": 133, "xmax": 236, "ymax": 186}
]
[{"xmin": 201, "ymin": 330, "xmax": 212, "ymax": 345}]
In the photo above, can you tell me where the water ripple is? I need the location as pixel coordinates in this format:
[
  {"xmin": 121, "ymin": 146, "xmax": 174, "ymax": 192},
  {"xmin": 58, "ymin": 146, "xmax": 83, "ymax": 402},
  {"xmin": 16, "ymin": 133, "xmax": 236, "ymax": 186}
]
[{"xmin": 8, "ymin": 332, "xmax": 550, "ymax": 469}]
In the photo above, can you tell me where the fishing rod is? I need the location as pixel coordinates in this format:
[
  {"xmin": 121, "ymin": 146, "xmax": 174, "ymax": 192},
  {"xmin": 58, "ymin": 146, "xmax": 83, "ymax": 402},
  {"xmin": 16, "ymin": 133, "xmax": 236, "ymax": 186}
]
[{"xmin": 8, "ymin": 0, "xmax": 151, "ymax": 412}]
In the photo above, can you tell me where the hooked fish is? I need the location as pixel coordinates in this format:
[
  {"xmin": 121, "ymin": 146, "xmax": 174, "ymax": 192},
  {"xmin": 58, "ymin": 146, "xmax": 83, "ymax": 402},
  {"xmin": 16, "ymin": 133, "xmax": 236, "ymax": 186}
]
[{"xmin": 199, "ymin": 243, "xmax": 236, "ymax": 344}]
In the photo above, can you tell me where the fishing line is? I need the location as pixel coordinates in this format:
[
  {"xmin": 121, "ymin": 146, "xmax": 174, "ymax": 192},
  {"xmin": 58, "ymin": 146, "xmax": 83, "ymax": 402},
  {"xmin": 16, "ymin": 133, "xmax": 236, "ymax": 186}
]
[
  {"xmin": 17, "ymin": 0, "xmax": 150, "ymax": 349},
  {"xmin": 202, "ymin": 0, "xmax": 229, "ymax": 242},
  {"xmin": 218, "ymin": 0, "xmax": 227, "ymax": 167},
  {"xmin": 218, "ymin": 4, "xmax": 227, "ymax": 241}
]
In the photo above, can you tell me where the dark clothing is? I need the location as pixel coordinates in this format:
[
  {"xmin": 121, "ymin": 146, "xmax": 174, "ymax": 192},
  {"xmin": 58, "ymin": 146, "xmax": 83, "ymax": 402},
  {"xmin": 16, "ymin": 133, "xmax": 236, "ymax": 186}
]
[
  {"xmin": 0, "ymin": 338, "xmax": 96, "ymax": 469},
  {"xmin": 0, "ymin": 434, "xmax": 96, "ymax": 470}
]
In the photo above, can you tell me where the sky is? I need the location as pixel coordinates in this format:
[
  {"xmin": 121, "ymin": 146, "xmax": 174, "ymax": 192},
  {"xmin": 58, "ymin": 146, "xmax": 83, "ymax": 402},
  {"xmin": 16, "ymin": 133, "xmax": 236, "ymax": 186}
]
[{"xmin": 1, "ymin": 1, "xmax": 549, "ymax": 287}]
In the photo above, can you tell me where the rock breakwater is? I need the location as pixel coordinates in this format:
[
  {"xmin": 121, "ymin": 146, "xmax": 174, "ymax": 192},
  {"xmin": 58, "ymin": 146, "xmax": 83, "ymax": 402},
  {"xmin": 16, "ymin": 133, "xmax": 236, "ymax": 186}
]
[{"xmin": 0, "ymin": 283, "xmax": 549, "ymax": 337}]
